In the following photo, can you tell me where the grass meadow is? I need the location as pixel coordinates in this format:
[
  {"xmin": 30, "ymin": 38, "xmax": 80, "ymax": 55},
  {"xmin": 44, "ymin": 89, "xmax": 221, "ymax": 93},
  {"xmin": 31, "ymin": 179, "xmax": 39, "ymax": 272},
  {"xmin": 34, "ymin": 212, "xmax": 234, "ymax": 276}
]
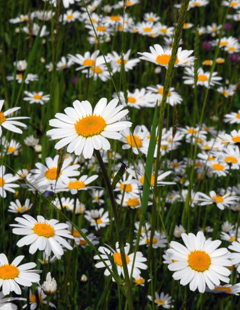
[{"xmin": 1, "ymin": 0, "xmax": 240, "ymax": 309}]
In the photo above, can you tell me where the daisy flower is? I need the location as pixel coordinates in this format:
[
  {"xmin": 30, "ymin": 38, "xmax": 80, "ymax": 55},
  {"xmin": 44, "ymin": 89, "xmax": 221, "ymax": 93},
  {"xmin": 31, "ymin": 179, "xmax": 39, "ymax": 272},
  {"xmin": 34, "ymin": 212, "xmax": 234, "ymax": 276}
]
[
  {"xmin": 0, "ymin": 100, "xmax": 29, "ymax": 137},
  {"xmin": 183, "ymin": 67, "xmax": 222, "ymax": 88},
  {"xmin": 7, "ymin": 73, "xmax": 38, "ymax": 84},
  {"xmin": 224, "ymin": 110, "xmax": 240, "ymax": 124},
  {"xmin": 166, "ymin": 231, "xmax": 232, "ymax": 293},
  {"xmin": 84, "ymin": 208, "xmax": 110, "ymax": 230},
  {"xmin": 52, "ymin": 197, "xmax": 74, "ymax": 211},
  {"xmin": 220, "ymin": 129, "xmax": 240, "ymax": 145},
  {"xmin": 68, "ymin": 51, "xmax": 101, "ymax": 71},
  {"xmin": 207, "ymin": 160, "xmax": 229, "ymax": 176},
  {"xmin": 0, "ymin": 165, "xmax": 19, "ymax": 198},
  {"xmin": 155, "ymin": 23, "xmax": 175, "ymax": 37},
  {"xmin": 22, "ymin": 287, "xmax": 56, "ymax": 309},
  {"xmin": 136, "ymin": 22, "xmax": 159, "ymax": 37},
  {"xmin": 0, "ymin": 253, "xmax": 40, "ymax": 295},
  {"xmin": 24, "ymin": 135, "xmax": 39, "ymax": 147},
  {"xmin": 47, "ymin": 98, "xmax": 132, "ymax": 159},
  {"xmin": 61, "ymin": 9, "xmax": 81, "ymax": 24},
  {"xmin": 94, "ymin": 242, "xmax": 147, "ymax": 279},
  {"xmin": 2, "ymin": 138, "xmax": 21, "ymax": 155},
  {"xmin": 30, "ymin": 155, "xmax": 80, "ymax": 188},
  {"xmin": 228, "ymin": 242, "xmax": 240, "ymax": 272},
  {"xmin": 197, "ymin": 190, "xmax": 238, "ymax": 210},
  {"xmin": 56, "ymin": 174, "xmax": 99, "ymax": 194},
  {"xmin": 91, "ymin": 189, "xmax": 105, "ymax": 204},
  {"xmin": 143, "ymin": 12, "xmax": 160, "ymax": 23},
  {"xmin": 67, "ymin": 225, "xmax": 99, "ymax": 248},
  {"xmin": 23, "ymin": 91, "xmax": 50, "ymax": 105},
  {"xmin": 57, "ymin": 56, "xmax": 73, "ymax": 70},
  {"xmin": 120, "ymin": 125, "xmax": 149, "ymax": 155},
  {"xmin": 147, "ymin": 84, "xmax": 183, "ymax": 106},
  {"xmin": 116, "ymin": 193, "xmax": 142, "ymax": 209},
  {"xmin": 222, "ymin": 1, "xmax": 240, "ymax": 9},
  {"xmin": 22, "ymin": 23, "xmax": 49, "ymax": 37},
  {"xmin": 138, "ymin": 44, "xmax": 194, "ymax": 68},
  {"xmin": 148, "ymin": 292, "xmax": 174, "ymax": 308},
  {"xmin": 114, "ymin": 88, "xmax": 152, "ymax": 109},
  {"xmin": 108, "ymin": 50, "xmax": 140, "ymax": 73},
  {"xmin": 189, "ymin": 0, "xmax": 209, "ymax": 8},
  {"xmin": 42, "ymin": 272, "xmax": 57, "ymax": 295},
  {"xmin": 8, "ymin": 198, "xmax": 32, "ymax": 213},
  {"xmin": 11, "ymin": 215, "xmax": 74, "ymax": 259},
  {"xmin": 13, "ymin": 59, "xmax": 27, "ymax": 71},
  {"xmin": 206, "ymin": 283, "xmax": 240, "ymax": 295},
  {"xmin": 174, "ymin": 225, "xmax": 186, "ymax": 238},
  {"xmin": 217, "ymin": 145, "xmax": 240, "ymax": 169},
  {"xmin": 138, "ymin": 231, "xmax": 168, "ymax": 248}
]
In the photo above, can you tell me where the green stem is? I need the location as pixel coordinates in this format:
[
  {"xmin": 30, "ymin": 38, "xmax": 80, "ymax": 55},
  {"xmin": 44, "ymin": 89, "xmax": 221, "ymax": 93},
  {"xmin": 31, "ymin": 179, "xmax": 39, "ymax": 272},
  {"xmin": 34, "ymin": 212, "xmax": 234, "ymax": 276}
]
[{"xmin": 95, "ymin": 150, "xmax": 134, "ymax": 310}]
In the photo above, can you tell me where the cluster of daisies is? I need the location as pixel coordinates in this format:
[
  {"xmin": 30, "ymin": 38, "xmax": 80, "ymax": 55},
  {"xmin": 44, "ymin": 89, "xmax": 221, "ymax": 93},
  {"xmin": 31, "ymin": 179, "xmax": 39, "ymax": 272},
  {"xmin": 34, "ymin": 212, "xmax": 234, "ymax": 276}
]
[{"xmin": 2, "ymin": 0, "xmax": 240, "ymax": 308}]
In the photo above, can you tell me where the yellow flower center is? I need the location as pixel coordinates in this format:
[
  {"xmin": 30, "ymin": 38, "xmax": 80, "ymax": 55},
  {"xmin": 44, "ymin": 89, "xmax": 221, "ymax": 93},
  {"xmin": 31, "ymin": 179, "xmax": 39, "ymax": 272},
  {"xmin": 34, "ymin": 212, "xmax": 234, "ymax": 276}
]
[
  {"xmin": 116, "ymin": 59, "xmax": 127, "ymax": 65},
  {"xmin": 188, "ymin": 250, "xmax": 211, "ymax": 272},
  {"xmin": 68, "ymin": 180, "xmax": 85, "ymax": 190},
  {"xmin": 94, "ymin": 218, "xmax": 102, "ymax": 224},
  {"xmin": 220, "ymin": 41, "xmax": 228, "ymax": 46},
  {"xmin": 79, "ymin": 240, "xmax": 87, "ymax": 246},
  {"xmin": 119, "ymin": 183, "xmax": 133, "ymax": 192},
  {"xmin": 230, "ymin": 1, "xmax": 238, "ymax": 6},
  {"xmin": 17, "ymin": 206, "xmax": 25, "ymax": 212},
  {"xmin": 183, "ymin": 23, "xmax": 189, "ymax": 28},
  {"xmin": 230, "ymin": 237, "xmax": 236, "ymax": 242},
  {"xmin": 110, "ymin": 16, "xmax": 120, "ymax": 21},
  {"xmin": 20, "ymin": 16, "xmax": 28, "ymax": 21},
  {"xmin": 229, "ymin": 47, "xmax": 236, "ymax": 51},
  {"xmin": 172, "ymin": 162, "xmax": 179, "ymax": 167},
  {"xmin": 33, "ymin": 222, "xmax": 55, "ymax": 238},
  {"xmin": 75, "ymin": 115, "xmax": 106, "ymax": 137},
  {"xmin": 33, "ymin": 94, "xmax": 42, "ymax": 100},
  {"xmin": 0, "ymin": 177, "xmax": 5, "ymax": 187},
  {"xmin": 94, "ymin": 196, "xmax": 99, "ymax": 201},
  {"xmin": 126, "ymin": 1, "xmax": 132, "ymax": 5},
  {"xmin": 193, "ymin": 2, "xmax": 201, "ymax": 6},
  {"xmin": 90, "ymin": 66, "xmax": 103, "ymax": 74},
  {"xmin": 143, "ymin": 27, "xmax": 152, "ymax": 32},
  {"xmin": 161, "ymin": 145, "xmax": 168, "ymax": 150},
  {"xmin": 198, "ymin": 74, "xmax": 208, "ymax": 82},
  {"xmin": 7, "ymin": 146, "xmax": 15, "ymax": 153},
  {"xmin": 232, "ymin": 136, "xmax": 240, "ymax": 143},
  {"xmin": 18, "ymin": 74, "xmax": 23, "ymax": 79},
  {"xmin": 0, "ymin": 111, "xmax": 6, "ymax": 124},
  {"xmin": 128, "ymin": 97, "xmax": 136, "ymax": 104},
  {"xmin": 158, "ymin": 87, "xmax": 171, "ymax": 96},
  {"xmin": 30, "ymin": 294, "xmax": 43, "ymax": 303},
  {"xmin": 96, "ymin": 25, "xmax": 106, "ymax": 32},
  {"xmin": 45, "ymin": 168, "xmax": 62, "ymax": 180},
  {"xmin": 156, "ymin": 54, "xmax": 179, "ymax": 66},
  {"xmin": 236, "ymin": 113, "xmax": 240, "ymax": 119},
  {"xmin": 188, "ymin": 128, "xmax": 198, "ymax": 134},
  {"xmin": 145, "ymin": 238, "xmax": 158, "ymax": 244},
  {"xmin": 221, "ymin": 91, "xmax": 229, "ymax": 96},
  {"xmin": 203, "ymin": 60, "xmax": 212, "ymax": 66},
  {"xmin": 212, "ymin": 163, "xmax": 224, "ymax": 170},
  {"xmin": 217, "ymin": 59, "xmax": 224, "ymax": 63},
  {"xmin": 71, "ymin": 229, "xmax": 81, "ymax": 238},
  {"xmin": 135, "ymin": 278, "xmax": 144, "ymax": 285},
  {"xmin": 118, "ymin": 25, "xmax": 123, "ymax": 31},
  {"xmin": 156, "ymin": 300, "xmax": 165, "ymax": 306},
  {"xmin": 212, "ymin": 195, "xmax": 224, "ymax": 203},
  {"xmin": 83, "ymin": 59, "xmax": 95, "ymax": 66},
  {"xmin": 113, "ymin": 253, "xmax": 130, "ymax": 266},
  {"xmin": 195, "ymin": 162, "xmax": 202, "ymax": 167},
  {"xmin": 225, "ymin": 156, "xmax": 237, "ymax": 164},
  {"xmin": 148, "ymin": 17, "xmax": 154, "ymax": 21},
  {"xmin": 140, "ymin": 173, "xmax": 155, "ymax": 186},
  {"xmin": 126, "ymin": 134, "xmax": 142, "ymax": 148},
  {"xmin": 0, "ymin": 264, "xmax": 19, "ymax": 280},
  {"xmin": 215, "ymin": 286, "xmax": 231, "ymax": 293},
  {"xmin": 67, "ymin": 14, "xmax": 73, "ymax": 20},
  {"xmin": 126, "ymin": 198, "xmax": 140, "ymax": 207},
  {"xmin": 160, "ymin": 28, "xmax": 167, "ymax": 34}
]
